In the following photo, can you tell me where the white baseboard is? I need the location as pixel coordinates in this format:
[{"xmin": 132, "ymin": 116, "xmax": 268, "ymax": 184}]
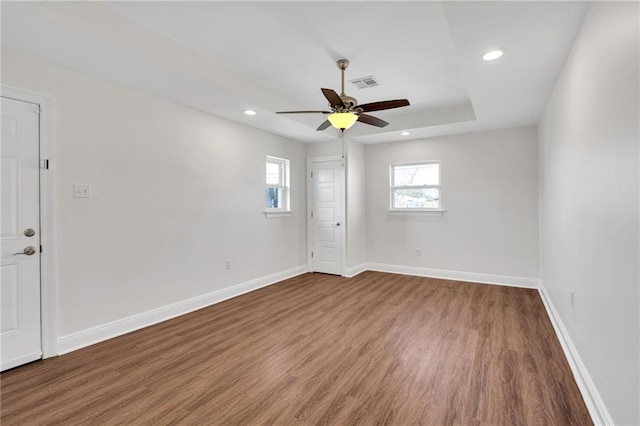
[
  {"xmin": 57, "ymin": 265, "xmax": 309, "ymax": 355},
  {"xmin": 344, "ymin": 263, "xmax": 368, "ymax": 278},
  {"xmin": 364, "ymin": 262, "xmax": 540, "ymax": 288},
  {"xmin": 538, "ymin": 285, "xmax": 613, "ymax": 426},
  {"xmin": 55, "ymin": 262, "xmax": 608, "ymax": 425}
]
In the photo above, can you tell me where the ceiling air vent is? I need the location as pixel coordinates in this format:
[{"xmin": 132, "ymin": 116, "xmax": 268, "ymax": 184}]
[{"xmin": 350, "ymin": 76, "xmax": 379, "ymax": 89}]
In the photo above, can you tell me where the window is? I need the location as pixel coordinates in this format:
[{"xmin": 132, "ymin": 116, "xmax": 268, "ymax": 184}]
[
  {"xmin": 265, "ymin": 156, "xmax": 290, "ymax": 212},
  {"xmin": 390, "ymin": 161, "xmax": 441, "ymax": 210}
]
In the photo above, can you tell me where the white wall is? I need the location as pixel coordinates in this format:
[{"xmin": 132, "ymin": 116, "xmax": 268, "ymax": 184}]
[
  {"xmin": 366, "ymin": 126, "xmax": 539, "ymax": 281},
  {"xmin": 306, "ymin": 139, "xmax": 342, "ymax": 158},
  {"xmin": 346, "ymin": 139, "xmax": 367, "ymax": 271},
  {"xmin": 2, "ymin": 50, "xmax": 307, "ymax": 337},
  {"xmin": 538, "ymin": 2, "xmax": 639, "ymax": 424}
]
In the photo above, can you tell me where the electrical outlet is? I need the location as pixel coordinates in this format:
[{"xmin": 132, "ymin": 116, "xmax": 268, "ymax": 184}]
[
  {"xmin": 73, "ymin": 184, "xmax": 91, "ymax": 198},
  {"xmin": 225, "ymin": 260, "xmax": 232, "ymax": 270},
  {"xmin": 570, "ymin": 290, "xmax": 575, "ymax": 307}
]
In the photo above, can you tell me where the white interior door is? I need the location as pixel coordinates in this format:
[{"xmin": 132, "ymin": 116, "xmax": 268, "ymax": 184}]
[
  {"xmin": 1, "ymin": 96, "xmax": 42, "ymax": 371},
  {"xmin": 310, "ymin": 159, "xmax": 343, "ymax": 275}
]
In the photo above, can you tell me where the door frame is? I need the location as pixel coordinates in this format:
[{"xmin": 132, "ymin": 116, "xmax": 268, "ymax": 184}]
[
  {"xmin": 306, "ymin": 155, "xmax": 347, "ymax": 276},
  {"xmin": 2, "ymin": 84, "xmax": 58, "ymax": 358}
]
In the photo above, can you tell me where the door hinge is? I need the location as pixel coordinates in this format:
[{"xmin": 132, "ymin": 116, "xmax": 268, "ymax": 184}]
[
  {"xmin": 311, "ymin": 211, "xmax": 314, "ymax": 218},
  {"xmin": 310, "ymin": 171, "xmax": 313, "ymax": 178},
  {"xmin": 40, "ymin": 245, "xmax": 43, "ymax": 253},
  {"xmin": 311, "ymin": 251, "xmax": 314, "ymax": 258},
  {"xmin": 40, "ymin": 159, "xmax": 49, "ymax": 169}
]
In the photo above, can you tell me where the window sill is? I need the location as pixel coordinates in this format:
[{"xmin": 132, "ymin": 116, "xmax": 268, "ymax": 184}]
[
  {"xmin": 264, "ymin": 210, "xmax": 292, "ymax": 218},
  {"xmin": 388, "ymin": 209, "xmax": 446, "ymax": 216}
]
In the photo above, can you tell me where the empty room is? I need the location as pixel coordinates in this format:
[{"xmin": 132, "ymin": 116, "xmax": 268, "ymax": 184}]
[{"xmin": 1, "ymin": 1, "xmax": 638, "ymax": 425}]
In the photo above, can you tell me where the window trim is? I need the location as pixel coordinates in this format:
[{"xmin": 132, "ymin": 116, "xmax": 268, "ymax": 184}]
[
  {"xmin": 265, "ymin": 155, "xmax": 290, "ymax": 214},
  {"xmin": 389, "ymin": 160, "xmax": 442, "ymax": 211}
]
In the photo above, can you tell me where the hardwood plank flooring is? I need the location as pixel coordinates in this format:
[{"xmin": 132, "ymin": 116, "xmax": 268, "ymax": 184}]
[{"xmin": 0, "ymin": 271, "xmax": 592, "ymax": 425}]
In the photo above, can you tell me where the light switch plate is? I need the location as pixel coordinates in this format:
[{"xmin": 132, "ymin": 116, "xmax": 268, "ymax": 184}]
[{"xmin": 73, "ymin": 184, "xmax": 91, "ymax": 198}]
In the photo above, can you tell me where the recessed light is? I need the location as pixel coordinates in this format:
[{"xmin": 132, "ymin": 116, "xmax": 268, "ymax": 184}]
[
  {"xmin": 482, "ymin": 50, "xmax": 504, "ymax": 61},
  {"xmin": 244, "ymin": 110, "xmax": 257, "ymax": 116},
  {"xmin": 401, "ymin": 131, "xmax": 410, "ymax": 136}
]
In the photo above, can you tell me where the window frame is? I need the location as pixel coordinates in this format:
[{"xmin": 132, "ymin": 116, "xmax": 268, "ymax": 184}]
[
  {"xmin": 265, "ymin": 155, "xmax": 290, "ymax": 213},
  {"xmin": 389, "ymin": 160, "xmax": 442, "ymax": 212}
]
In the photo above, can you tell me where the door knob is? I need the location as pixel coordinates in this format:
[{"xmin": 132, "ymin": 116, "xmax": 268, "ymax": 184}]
[
  {"xmin": 14, "ymin": 246, "xmax": 36, "ymax": 256},
  {"xmin": 24, "ymin": 228, "xmax": 36, "ymax": 237},
  {"xmin": 336, "ymin": 222, "xmax": 341, "ymax": 227}
]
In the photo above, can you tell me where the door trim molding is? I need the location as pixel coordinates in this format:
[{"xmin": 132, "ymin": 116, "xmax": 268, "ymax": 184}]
[
  {"xmin": 306, "ymin": 155, "xmax": 346, "ymax": 276},
  {"xmin": 2, "ymin": 84, "xmax": 59, "ymax": 358}
]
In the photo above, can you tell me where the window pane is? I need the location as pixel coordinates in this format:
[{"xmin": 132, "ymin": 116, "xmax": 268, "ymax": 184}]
[
  {"xmin": 266, "ymin": 187, "xmax": 280, "ymax": 208},
  {"xmin": 266, "ymin": 162, "xmax": 281, "ymax": 186},
  {"xmin": 393, "ymin": 188, "xmax": 440, "ymax": 209},
  {"xmin": 394, "ymin": 163, "xmax": 439, "ymax": 186}
]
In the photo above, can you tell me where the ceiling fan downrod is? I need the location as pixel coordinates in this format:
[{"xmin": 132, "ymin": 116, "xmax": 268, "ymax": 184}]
[{"xmin": 337, "ymin": 58, "xmax": 349, "ymax": 97}]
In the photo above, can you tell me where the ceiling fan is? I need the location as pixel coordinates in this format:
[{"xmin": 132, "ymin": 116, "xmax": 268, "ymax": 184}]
[{"xmin": 276, "ymin": 59, "xmax": 410, "ymax": 131}]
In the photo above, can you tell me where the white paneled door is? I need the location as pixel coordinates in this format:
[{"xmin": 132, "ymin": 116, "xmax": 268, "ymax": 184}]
[
  {"xmin": 310, "ymin": 160, "xmax": 343, "ymax": 275},
  {"xmin": 1, "ymin": 96, "xmax": 42, "ymax": 371}
]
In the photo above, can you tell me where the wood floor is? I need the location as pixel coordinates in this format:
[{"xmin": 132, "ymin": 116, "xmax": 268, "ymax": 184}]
[{"xmin": 1, "ymin": 271, "xmax": 591, "ymax": 425}]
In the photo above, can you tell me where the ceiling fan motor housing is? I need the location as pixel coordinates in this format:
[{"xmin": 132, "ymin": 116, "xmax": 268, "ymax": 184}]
[{"xmin": 340, "ymin": 95, "xmax": 358, "ymax": 109}]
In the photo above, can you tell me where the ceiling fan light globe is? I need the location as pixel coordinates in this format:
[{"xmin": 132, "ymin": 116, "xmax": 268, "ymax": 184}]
[{"xmin": 328, "ymin": 112, "xmax": 358, "ymax": 130}]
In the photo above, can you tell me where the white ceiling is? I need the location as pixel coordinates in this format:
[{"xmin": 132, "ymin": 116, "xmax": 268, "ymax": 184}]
[{"xmin": 1, "ymin": 1, "xmax": 589, "ymax": 144}]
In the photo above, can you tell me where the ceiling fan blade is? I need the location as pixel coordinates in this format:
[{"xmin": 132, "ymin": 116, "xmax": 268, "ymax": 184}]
[
  {"xmin": 357, "ymin": 99, "xmax": 410, "ymax": 113},
  {"xmin": 321, "ymin": 88, "xmax": 345, "ymax": 108},
  {"xmin": 276, "ymin": 110, "xmax": 331, "ymax": 114},
  {"xmin": 317, "ymin": 120, "xmax": 332, "ymax": 131},
  {"xmin": 357, "ymin": 114, "xmax": 389, "ymax": 128}
]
